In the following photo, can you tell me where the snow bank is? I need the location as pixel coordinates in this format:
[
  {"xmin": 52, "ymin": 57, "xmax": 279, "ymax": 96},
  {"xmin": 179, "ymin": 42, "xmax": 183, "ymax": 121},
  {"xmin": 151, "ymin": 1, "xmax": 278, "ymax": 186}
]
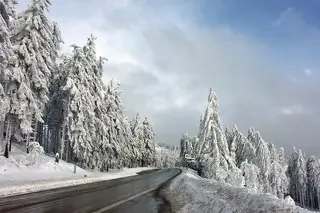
[
  {"xmin": 161, "ymin": 169, "xmax": 315, "ymax": 213},
  {"xmin": 0, "ymin": 145, "xmax": 153, "ymax": 197}
]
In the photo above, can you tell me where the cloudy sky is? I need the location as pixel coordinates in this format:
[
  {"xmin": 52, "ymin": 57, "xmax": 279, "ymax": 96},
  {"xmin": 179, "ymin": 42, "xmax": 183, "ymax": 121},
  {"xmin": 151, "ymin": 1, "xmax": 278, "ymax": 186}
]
[{"xmin": 18, "ymin": 0, "xmax": 320, "ymax": 156}]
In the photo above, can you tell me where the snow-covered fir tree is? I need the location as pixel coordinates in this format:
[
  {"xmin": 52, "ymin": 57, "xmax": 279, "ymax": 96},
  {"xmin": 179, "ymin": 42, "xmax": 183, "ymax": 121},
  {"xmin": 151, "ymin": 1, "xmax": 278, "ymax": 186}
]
[
  {"xmin": 103, "ymin": 79, "xmax": 132, "ymax": 167},
  {"xmin": 0, "ymin": 0, "xmax": 17, "ymax": 154},
  {"xmin": 268, "ymin": 143, "xmax": 289, "ymax": 198},
  {"xmin": 252, "ymin": 131, "xmax": 271, "ymax": 193},
  {"xmin": 247, "ymin": 126, "xmax": 257, "ymax": 147},
  {"xmin": 197, "ymin": 89, "xmax": 235, "ymax": 179},
  {"xmin": 288, "ymin": 148, "xmax": 308, "ymax": 206},
  {"xmin": 229, "ymin": 125, "xmax": 255, "ymax": 167},
  {"xmin": 129, "ymin": 113, "xmax": 143, "ymax": 166},
  {"xmin": 140, "ymin": 116, "xmax": 156, "ymax": 166},
  {"xmin": 10, "ymin": 0, "xmax": 61, "ymax": 136},
  {"xmin": 306, "ymin": 156, "xmax": 320, "ymax": 209},
  {"xmin": 155, "ymin": 143, "xmax": 179, "ymax": 168},
  {"xmin": 240, "ymin": 159, "xmax": 260, "ymax": 192},
  {"xmin": 62, "ymin": 45, "xmax": 97, "ymax": 167},
  {"xmin": 179, "ymin": 132, "xmax": 190, "ymax": 164}
]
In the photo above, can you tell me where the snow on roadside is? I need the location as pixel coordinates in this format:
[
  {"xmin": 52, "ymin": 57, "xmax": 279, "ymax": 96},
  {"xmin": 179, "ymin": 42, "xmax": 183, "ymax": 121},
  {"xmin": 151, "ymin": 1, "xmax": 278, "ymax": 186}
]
[
  {"xmin": 0, "ymin": 145, "xmax": 154, "ymax": 198},
  {"xmin": 161, "ymin": 169, "xmax": 316, "ymax": 213}
]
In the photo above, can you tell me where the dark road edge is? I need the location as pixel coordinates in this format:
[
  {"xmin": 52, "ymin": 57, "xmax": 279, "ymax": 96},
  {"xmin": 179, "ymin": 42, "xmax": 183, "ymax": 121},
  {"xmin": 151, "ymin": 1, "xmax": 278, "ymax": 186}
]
[
  {"xmin": 156, "ymin": 168, "xmax": 182, "ymax": 213},
  {"xmin": 0, "ymin": 168, "xmax": 181, "ymax": 213},
  {"xmin": 101, "ymin": 168, "xmax": 182, "ymax": 213}
]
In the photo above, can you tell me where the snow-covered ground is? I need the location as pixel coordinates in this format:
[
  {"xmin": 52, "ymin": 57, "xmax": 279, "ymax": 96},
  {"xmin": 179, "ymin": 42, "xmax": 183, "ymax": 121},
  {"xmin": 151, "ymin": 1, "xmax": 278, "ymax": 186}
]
[
  {"xmin": 0, "ymin": 145, "xmax": 153, "ymax": 198},
  {"xmin": 161, "ymin": 169, "xmax": 316, "ymax": 213}
]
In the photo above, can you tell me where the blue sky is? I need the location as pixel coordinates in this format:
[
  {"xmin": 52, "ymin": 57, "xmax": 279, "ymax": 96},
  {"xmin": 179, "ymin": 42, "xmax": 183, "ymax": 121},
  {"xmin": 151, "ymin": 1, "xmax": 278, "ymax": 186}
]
[
  {"xmin": 200, "ymin": 0, "xmax": 320, "ymax": 33},
  {"xmin": 17, "ymin": 0, "xmax": 320, "ymax": 156},
  {"xmin": 206, "ymin": 0, "xmax": 320, "ymax": 67}
]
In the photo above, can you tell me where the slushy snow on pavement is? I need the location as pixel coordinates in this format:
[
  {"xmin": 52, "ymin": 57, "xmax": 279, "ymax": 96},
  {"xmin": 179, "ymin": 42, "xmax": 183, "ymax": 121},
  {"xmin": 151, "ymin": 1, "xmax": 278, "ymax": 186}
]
[
  {"xmin": 0, "ymin": 145, "xmax": 153, "ymax": 197},
  {"xmin": 161, "ymin": 169, "xmax": 317, "ymax": 213}
]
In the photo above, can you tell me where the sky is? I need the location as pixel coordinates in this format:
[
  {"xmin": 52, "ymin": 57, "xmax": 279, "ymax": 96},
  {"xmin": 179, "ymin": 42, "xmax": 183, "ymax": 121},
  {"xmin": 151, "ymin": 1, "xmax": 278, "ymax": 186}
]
[{"xmin": 17, "ymin": 0, "xmax": 320, "ymax": 156}]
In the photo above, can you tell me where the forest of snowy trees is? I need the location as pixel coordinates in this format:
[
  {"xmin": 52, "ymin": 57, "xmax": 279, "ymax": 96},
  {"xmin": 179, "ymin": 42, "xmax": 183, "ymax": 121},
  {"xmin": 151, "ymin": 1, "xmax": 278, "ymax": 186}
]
[
  {"xmin": 155, "ymin": 143, "xmax": 179, "ymax": 169},
  {"xmin": 0, "ymin": 0, "xmax": 157, "ymax": 170},
  {"xmin": 2, "ymin": 0, "xmax": 320, "ymax": 211},
  {"xmin": 179, "ymin": 89, "xmax": 320, "ymax": 210}
]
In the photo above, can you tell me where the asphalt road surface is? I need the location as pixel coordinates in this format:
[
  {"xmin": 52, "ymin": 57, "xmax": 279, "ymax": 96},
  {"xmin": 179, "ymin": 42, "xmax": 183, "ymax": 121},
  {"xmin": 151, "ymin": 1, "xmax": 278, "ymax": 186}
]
[
  {"xmin": 105, "ymin": 190, "xmax": 171, "ymax": 213},
  {"xmin": 0, "ymin": 168, "xmax": 181, "ymax": 213},
  {"xmin": 105, "ymin": 183, "xmax": 174, "ymax": 213}
]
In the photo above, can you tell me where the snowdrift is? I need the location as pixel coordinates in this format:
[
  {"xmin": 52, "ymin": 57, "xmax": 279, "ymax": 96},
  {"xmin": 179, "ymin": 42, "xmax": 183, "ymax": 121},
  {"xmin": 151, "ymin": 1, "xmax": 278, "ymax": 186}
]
[{"xmin": 161, "ymin": 169, "xmax": 315, "ymax": 213}]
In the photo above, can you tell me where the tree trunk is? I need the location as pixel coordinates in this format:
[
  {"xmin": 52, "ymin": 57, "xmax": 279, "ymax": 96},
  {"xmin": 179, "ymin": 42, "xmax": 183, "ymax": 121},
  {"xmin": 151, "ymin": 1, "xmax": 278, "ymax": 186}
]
[
  {"xmin": 26, "ymin": 133, "xmax": 30, "ymax": 153},
  {"xmin": 0, "ymin": 120, "xmax": 4, "ymax": 152},
  {"xmin": 4, "ymin": 143, "xmax": 9, "ymax": 158},
  {"xmin": 5, "ymin": 117, "xmax": 11, "ymax": 152}
]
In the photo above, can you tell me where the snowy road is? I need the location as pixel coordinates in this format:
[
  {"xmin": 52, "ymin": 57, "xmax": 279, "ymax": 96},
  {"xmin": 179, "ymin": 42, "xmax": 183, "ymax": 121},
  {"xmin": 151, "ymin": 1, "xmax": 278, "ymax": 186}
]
[{"xmin": 0, "ymin": 168, "xmax": 181, "ymax": 213}]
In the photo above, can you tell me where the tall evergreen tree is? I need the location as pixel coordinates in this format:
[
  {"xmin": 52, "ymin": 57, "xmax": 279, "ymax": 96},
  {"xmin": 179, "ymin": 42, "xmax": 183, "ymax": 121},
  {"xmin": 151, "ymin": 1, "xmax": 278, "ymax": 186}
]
[
  {"xmin": 230, "ymin": 125, "xmax": 255, "ymax": 167},
  {"xmin": 140, "ymin": 116, "xmax": 156, "ymax": 166},
  {"xmin": 197, "ymin": 89, "xmax": 235, "ymax": 178},
  {"xmin": 288, "ymin": 147, "xmax": 307, "ymax": 206},
  {"xmin": 130, "ymin": 113, "xmax": 143, "ymax": 166},
  {"xmin": 253, "ymin": 131, "xmax": 271, "ymax": 193},
  {"xmin": 240, "ymin": 159, "xmax": 260, "ymax": 192},
  {"xmin": 62, "ymin": 45, "xmax": 96, "ymax": 167},
  {"xmin": 104, "ymin": 79, "xmax": 128, "ymax": 166},
  {"xmin": 306, "ymin": 156, "xmax": 319, "ymax": 208},
  {"xmin": 10, "ymin": 0, "xmax": 61, "ymax": 136},
  {"xmin": 0, "ymin": 0, "xmax": 17, "ymax": 153}
]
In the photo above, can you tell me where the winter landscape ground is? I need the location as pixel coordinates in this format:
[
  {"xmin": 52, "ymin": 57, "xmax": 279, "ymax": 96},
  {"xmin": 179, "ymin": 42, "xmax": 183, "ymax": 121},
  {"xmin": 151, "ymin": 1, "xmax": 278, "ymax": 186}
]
[{"xmin": 1, "ymin": 0, "xmax": 320, "ymax": 212}]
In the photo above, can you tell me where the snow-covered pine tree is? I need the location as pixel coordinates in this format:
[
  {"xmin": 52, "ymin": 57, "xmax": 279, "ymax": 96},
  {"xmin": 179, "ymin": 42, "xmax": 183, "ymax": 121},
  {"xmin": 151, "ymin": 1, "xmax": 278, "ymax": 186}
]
[
  {"xmin": 197, "ymin": 113, "xmax": 204, "ymax": 140},
  {"xmin": 40, "ymin": 20, "xmax": 62, "ymax": 148},
  {"xmin": 81, "ymin": 35, "xmax": 111, "ymax": 169},
  {"xmin": 253, "ymin": 131, "xmax": 271, "ymax": 193},
  {"xmin": 288, "ymin": 146, "xmax": 299, "ymax": 201},
  {"xmin": 189, "ymin": 136, "xmax": 198, "ymax": 158},
  {"xmin": 62, "ymin": 45, "xmax": 96, "ymax": 168},
  {"xmin": 296, "ymin": 149, "xmax": 307, "ymax": 207},
  {"xmin": 140, "ymin": 116, "xmax": 156, "ymax": 166},
  {"xmin": 45, "ymin": 54, "xmax": 68, "ymax": 154},
  {"xmin": 240, "ymin": 159, "xmax": 260, "ymax": 192},
  {"xmin": 122, "ymin": 116, "xmax": 138, "ymax": 167},
  {"xmin": 130, "ymin": 113, "xmax": 141, "ymax": 138},
  {"xmin": 225, "ymin": 127, "xmax": 234, "ymax": 158},
  {"xmin": 0, "ymin": 0, "xmax": 17, "ymax": 153},
  {"xmin": 288, "ymin": 147, "xmax": 308, "ymax": 206},
  {"xmin": 230, "ymin": 125, "xmax": 255, "ymax": 167},
  {"xmin": 227, "ymin": 127, "xmax": 236, "ymax": 162},
  {"xmin": 306, "ymin": 156, "xmax": 319, "ymax": 209},
  {"xmin": 179, "ymin": 132, "xmax": 190, "ymax": 166},
  {"xmin": 10, "ymin": 0, "xmax": 61, "ymax": 152},
  {"xmin": 268, "ymin": 143, "xmax": 289, "ymax": 198},
  {"xmin": 104, "ymin": 79, "xmax": 136, "ymax": 168},
  {"xmin": 247, "ymin": 127, "xmax": 257, "ymax": 147},
  {"xmin": 197, "ymin": 89, "xmax": 235, "ymax": 179},
  {"xmin": 278, "ymin": 147, "xmax": 290, "ymax": 196},
  {"xmin": 130, "ymin": 113, "xmax": 143, "ymax": 166},
  {"xmin": 155, "ymin": 143, "xmax": 179, "ymax": 168}
]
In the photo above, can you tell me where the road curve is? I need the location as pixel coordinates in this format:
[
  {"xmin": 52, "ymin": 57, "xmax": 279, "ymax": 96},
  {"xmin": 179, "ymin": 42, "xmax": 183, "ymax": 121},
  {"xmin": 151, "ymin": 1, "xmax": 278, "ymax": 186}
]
[{"xmin": 0, "ymin": 168, "xmax": 181, "ymax": 213}]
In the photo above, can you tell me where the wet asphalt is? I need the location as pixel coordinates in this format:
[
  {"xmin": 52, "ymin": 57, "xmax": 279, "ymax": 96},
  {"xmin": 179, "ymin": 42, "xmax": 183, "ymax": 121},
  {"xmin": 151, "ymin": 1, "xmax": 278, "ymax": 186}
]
[{"xmin": 0, "ymin": 168, "xmax": 180, "ymax": 213}]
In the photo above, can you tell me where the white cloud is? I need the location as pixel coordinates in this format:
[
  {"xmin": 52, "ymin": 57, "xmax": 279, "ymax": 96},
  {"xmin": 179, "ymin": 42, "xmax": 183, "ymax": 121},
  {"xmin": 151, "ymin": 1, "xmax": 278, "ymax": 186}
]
[
  {"xmin": 280, "ymin": 105, "xmax": 306, "ymax": 115},
  {"xmin": 274, "ymin": 7, "xmax": 300, "ymax": 26},
  {"xmin": 304, "ymin": 69, "xmax": 312, "ymax": 76}
]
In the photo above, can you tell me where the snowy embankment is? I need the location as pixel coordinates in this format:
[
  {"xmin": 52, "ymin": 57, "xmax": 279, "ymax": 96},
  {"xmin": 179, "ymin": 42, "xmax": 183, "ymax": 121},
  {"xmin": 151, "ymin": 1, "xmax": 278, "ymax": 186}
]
[
  {"xmin": 161, "ymin": 169, "xmax": 315, "ymax": 213},
  {"xmin": 0, "ymin": 145, "xmax": 153, "ymax": 198}
]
